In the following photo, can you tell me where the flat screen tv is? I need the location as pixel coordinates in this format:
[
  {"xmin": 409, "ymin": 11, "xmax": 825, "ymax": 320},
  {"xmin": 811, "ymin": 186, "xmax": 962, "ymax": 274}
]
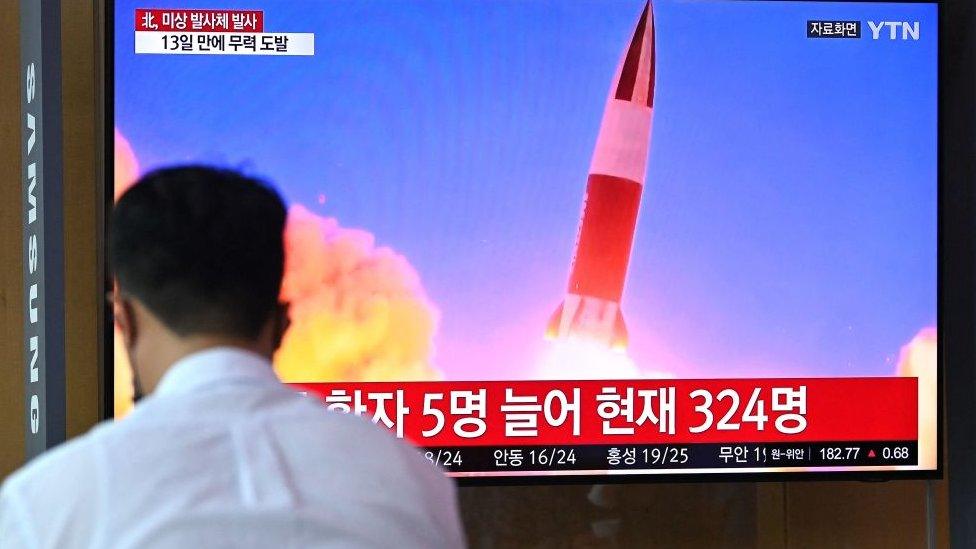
[{"xmin": 105, "ymin": 0, "xmax": 942, "ymax": 484}]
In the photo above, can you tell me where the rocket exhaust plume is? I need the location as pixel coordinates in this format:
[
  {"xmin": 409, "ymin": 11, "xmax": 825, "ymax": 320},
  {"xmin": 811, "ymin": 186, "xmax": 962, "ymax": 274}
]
[
  {"xmin": 547, "ymin": 1, "xmax": 656, "ymax": 350},
  {"xmin": 273, "ymin": 206, "xmax": 442, "ymax": 384},
  {"xmin": 111, "ymin": 131, "xmax": 441, "ymax": 417},
  {"xmin": 896, "ymin": 328, "xmax": 937, "ymax": 470},
  {"xmin": 114, "ymin": 129, "xmax": 140, "ymax": 198},
  {"xmin": 113, "ymin": 129, "xmax": 141, "ymax": 417}
]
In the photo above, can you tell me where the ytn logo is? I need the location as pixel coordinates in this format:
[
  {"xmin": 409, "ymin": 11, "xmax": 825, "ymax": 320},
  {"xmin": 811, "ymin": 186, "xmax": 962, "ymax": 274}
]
[{"xmin": 868, "ymin": 21, "xmax": 920, "ymax": 40}]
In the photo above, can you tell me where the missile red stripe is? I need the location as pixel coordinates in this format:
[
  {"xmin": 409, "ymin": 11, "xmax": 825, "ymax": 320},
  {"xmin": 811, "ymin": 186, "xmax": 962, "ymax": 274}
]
[{"xmin": 568, "ymin": 174, "xmax": 643, "ymax": 303}]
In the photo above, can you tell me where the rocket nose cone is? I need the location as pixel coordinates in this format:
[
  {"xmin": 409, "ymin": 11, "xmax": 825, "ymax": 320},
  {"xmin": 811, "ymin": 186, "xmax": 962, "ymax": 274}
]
[{"xmin": 614, "ymin": 0, "xmax": 656, "ymax": 108}]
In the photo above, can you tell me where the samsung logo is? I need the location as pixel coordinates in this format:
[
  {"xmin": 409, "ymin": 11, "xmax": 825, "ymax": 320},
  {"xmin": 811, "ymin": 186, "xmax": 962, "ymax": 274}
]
[{"xmin": 24, "ymin": 60, "xmax": 40, "ymax": 436}]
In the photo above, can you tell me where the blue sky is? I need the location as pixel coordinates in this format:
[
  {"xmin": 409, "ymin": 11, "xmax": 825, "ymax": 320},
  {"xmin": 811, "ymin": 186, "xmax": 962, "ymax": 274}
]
[{"xmin": 116, "ymin": 0, "xmax": 938, "ymax": 380}]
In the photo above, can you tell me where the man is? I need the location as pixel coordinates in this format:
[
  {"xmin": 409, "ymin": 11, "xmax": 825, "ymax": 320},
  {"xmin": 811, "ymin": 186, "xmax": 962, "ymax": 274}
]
[{"xmin": 0, "ymin": 166, "xmax": 465, "ymax": 548}]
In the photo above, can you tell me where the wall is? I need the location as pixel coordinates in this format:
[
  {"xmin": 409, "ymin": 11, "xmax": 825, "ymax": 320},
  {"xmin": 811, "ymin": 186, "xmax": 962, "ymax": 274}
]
[
  {"xmin": 0, "ymin": 0, "xmax": 25, "ymax": 476},
  {"xmin": 0, "ymin": 0, "xmax": 101, "ymax": 475},
  {"xmin": 61, "ymin": 0, "xmax": 101, "ymax": 439}
]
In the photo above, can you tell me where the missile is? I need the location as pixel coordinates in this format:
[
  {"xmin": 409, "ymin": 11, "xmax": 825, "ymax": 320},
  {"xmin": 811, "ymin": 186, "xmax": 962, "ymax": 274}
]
[{"xmin": 546, "ymin": 0, "xmax": 655, "ymax": 351}]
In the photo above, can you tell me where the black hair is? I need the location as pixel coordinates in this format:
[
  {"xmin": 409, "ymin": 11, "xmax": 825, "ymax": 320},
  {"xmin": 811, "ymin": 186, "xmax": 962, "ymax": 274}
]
[{"xmin": 110, "ymin": 166, "xmax": 287, "ymax": 339}]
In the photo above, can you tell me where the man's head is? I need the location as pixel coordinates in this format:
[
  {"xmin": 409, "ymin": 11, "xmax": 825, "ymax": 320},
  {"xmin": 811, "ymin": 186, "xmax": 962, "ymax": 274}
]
[{"xmin": 110, "ymin": 166, "xmax": 288, "ymax": 397}]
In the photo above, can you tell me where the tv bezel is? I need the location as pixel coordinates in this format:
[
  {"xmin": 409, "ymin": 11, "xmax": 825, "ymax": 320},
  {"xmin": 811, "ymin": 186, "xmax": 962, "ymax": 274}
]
[{"xmin": 99, "ymin": 0, "xmax": 947, "ymax": 486}]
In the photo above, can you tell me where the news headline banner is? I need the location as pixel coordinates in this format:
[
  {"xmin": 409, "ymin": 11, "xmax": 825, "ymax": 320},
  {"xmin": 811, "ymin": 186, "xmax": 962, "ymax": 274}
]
[{"xmin": 134, "ymin": 9, "xmax": 314, "ymax": 56}]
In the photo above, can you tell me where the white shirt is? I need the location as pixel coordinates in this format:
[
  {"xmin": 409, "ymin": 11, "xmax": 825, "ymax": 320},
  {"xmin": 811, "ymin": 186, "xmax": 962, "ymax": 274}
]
[{"xmin": 0, "ymin": 347, "xmax": 465, "ymax": 549}]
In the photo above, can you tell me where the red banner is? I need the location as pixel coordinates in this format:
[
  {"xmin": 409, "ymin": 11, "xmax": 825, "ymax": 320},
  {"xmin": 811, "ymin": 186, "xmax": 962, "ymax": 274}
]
[
  {"xmin": 135, "ymin": 9, "xmax": 264, "ymax": 32},
  {"xmin": 291, "ymin": 377, "xmax": 918, "ymax": 447}
]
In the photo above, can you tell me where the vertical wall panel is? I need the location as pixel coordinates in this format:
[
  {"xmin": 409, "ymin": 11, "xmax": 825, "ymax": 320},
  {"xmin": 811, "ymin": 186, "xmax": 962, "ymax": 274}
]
[
  {"xmin": 0, "ymin": 0, "xmax": 26, "ymax": 477},
  {"xmin": 62, "ymin": 0, "xmax": 100, "ymax": 439}
]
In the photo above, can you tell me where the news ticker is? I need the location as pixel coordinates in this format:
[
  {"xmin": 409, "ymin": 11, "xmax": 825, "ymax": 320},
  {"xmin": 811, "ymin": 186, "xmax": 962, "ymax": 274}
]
[{"xmin": 421, "ymin": 441, "xmax": 918, "ymax": 474}]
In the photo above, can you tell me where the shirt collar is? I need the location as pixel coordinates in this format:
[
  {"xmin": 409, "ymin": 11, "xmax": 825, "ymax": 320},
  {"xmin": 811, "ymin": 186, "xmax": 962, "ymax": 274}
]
[{"xmin": 154, "ymin": 346, "xmax": 280, "ymax": 398}]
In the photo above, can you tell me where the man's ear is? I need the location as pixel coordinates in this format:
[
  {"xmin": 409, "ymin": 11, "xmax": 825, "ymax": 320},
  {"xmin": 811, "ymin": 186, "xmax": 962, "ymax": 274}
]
[
  {"xmin": 113, "ymin": 285, "xmax": 138, "ymax": 348},
  {"xmin": 272, "ymin": 302, "xmax": 291, "ymax": 351}
]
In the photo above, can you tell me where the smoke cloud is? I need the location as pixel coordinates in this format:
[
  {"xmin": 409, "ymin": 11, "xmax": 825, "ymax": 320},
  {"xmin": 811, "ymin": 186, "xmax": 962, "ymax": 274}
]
[
  {"xmin": 114, "ymin": 129, "xmax": 139, "ymax": 199},
  {"xmin": 274, "ymin": 205, "xmax": 442, "ymax": 383},
  {"xmin": 112, "ymin": 130, "xmax": 441, "ymax": 417},
  {"xmin": 113, "ymin": 130, "xmax": 140, "ymax": 417},
  {"xmin": 895, "ymin": 327, "xmax": 937, "ymax": 470}
]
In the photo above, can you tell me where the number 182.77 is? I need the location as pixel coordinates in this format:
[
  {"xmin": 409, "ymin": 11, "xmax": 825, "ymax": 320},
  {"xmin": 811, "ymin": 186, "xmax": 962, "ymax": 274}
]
[{"xmin": 819, "ymin": 447, "xmax": 859, "ymax": 461}]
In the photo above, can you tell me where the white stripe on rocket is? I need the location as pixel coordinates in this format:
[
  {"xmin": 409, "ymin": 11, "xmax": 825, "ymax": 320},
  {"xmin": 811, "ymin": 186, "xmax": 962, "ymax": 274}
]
[{"xmin": 588, "ymin": 101, "xmax": 652, "ymax": 185}]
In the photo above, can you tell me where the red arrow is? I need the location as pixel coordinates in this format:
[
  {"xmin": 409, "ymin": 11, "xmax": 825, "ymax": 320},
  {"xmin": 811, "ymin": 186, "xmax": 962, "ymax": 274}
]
[{"xmin": 868, "ymin": 450, "xmax": 876, "ymax": 458}]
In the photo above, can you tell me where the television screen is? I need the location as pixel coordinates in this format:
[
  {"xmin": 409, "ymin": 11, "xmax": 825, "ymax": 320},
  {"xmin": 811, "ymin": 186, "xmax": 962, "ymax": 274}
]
[{"xmin": 110, "ymin": 0, "xmax": 940, "ymax": 482}]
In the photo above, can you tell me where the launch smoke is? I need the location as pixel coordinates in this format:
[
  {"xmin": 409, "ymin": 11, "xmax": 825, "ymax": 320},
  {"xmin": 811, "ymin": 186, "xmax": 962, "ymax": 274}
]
[{"xmin": 112, "ymin": 130, "xmax": 441, "ymax": 417}]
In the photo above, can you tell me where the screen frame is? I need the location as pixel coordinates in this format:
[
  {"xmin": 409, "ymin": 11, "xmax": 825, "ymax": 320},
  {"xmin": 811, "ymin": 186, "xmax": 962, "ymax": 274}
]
[{"xmin": 99, "ymin": 0, "xmax": 947, "ymax": 486}]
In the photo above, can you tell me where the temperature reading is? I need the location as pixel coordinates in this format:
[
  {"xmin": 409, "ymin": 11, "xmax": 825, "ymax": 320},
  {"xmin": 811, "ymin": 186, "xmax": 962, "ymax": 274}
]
[
  {"xmin": 425, "ymin": 450, "xmax": 462, "ymax": 467},
  {"xmin": 642, "ymin": 446, "xmax": 689, "ymax": 465},
  {"xmin": 529, "ymin": 448, "xmax": 577, "ymax": 466}
]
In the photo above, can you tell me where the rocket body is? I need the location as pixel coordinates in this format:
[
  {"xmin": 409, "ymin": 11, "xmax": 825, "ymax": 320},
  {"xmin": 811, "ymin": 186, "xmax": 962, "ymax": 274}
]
[{"xmin": 547, "ymin": 1, "xmax": 655, "ymax": 350}]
